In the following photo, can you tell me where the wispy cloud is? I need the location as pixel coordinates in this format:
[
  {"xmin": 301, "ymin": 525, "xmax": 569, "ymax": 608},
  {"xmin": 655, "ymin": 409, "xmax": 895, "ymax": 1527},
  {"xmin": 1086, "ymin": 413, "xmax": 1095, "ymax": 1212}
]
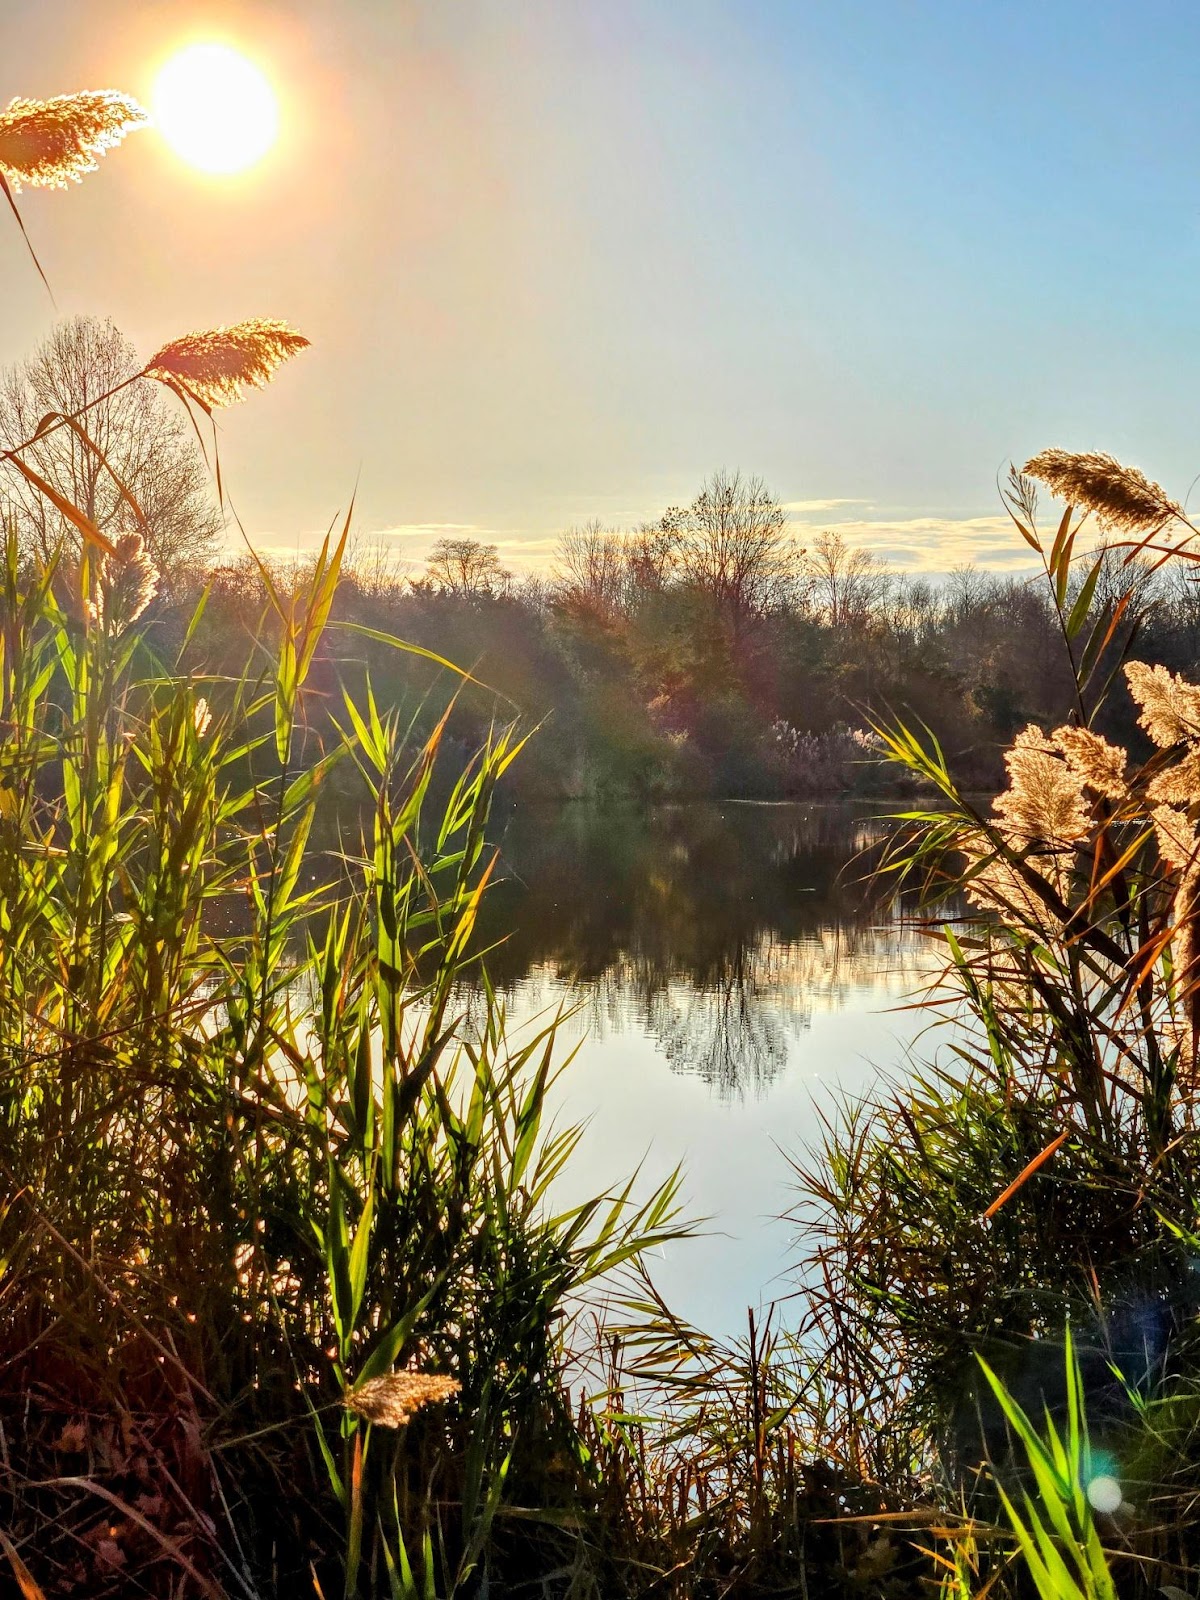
[
  {"xmin": 242, "ymin": 504, "xmax": 1055, "ymax": 581},
  {"xmin": 782, "ymin": 497, "xmax": 873, "ymax": 514},
  {"xmin": 804, "ymin": 513, "xmax": 1042, "ymax": 575}
]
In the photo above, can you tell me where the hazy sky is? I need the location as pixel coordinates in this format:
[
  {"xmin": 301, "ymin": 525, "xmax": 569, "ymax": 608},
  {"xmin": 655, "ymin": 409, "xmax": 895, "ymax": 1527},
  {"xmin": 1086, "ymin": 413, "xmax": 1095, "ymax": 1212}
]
[{"xmin": 3, "ymin": 1, "xmax": 1198, "ymax": 575}]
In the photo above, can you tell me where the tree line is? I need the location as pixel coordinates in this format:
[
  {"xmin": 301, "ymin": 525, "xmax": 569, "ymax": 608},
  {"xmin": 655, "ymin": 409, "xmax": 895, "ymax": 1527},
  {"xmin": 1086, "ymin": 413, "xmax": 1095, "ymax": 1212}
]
[{"xmin": 6, "ymin": 315, "xmax": 1199, "ymax": 801}]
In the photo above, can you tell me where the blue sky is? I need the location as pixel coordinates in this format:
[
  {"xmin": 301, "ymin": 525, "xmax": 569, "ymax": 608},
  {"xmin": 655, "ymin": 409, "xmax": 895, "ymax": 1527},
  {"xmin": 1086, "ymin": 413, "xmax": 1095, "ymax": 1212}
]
[{"xmin": 2, "ymin": 0, "xmax": 1197, "ymax": 573}]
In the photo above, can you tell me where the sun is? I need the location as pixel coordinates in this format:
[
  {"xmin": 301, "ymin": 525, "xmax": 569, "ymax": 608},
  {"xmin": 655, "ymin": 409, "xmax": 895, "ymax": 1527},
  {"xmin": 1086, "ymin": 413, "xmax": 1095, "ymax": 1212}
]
[{"xmin": 153, "ymin": 43, "xmax": 279, "ymax": 175}]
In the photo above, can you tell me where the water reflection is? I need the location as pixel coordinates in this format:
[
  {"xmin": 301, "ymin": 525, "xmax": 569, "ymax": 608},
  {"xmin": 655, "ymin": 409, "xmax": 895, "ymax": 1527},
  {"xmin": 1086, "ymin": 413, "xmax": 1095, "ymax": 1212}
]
[{"xmin": 471, "ymin": 802, "xmax": 933, "ymax": 1095}]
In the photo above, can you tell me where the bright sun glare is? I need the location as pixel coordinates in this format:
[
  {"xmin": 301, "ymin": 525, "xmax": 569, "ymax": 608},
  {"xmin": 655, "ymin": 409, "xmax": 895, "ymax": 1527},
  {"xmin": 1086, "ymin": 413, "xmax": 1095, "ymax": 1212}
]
[{"xmin": 153, "ymin": 44, "xmax": 278, "ymax": 175}]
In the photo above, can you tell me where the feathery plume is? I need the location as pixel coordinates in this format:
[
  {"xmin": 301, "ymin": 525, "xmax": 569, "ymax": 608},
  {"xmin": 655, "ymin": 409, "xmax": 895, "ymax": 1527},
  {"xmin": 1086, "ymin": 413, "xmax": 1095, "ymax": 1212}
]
[
  {"xmin": 1125, "ymin": 661, "xmax": 1200, "ymax": 748},
  {"xmin": 1173, "ymin": 861, "xmax": 1200, "ymax": 1081},
  {"xmin": 95, "ymin": 532, "xmax": 158, "ymax": 632},
  {"xmin": 0, "ymin": 92, "xmax": 147, "ymax": 191},
  {"xmin": 963, "ymin": 842, "xmax": 1066, "ymax": 934},
  {"xmin": 192, "ymin": 697, "xmax": 212, "ymax": 738},
  {"xmin": 1153, "ymin": 805, "xmax": 1198, "ymax": 872},
  {"xmin": 1052, "ymin": 725, "xmax": 1128, "ymax": 800},
  {"xmin": 342, "ymin": 1371, "xmax": 460, "ymax": 1429},
  {"xmin": 144, "ymin": 319, "xmax": 310, "ymax": 409},
  {"xmin": 992, "ymin": 725, "xmax": 1091, "ymax": 847},
  {"xmin": 1148, "ymin": 748, "xmax": 1200, "ymax": 806},
  {"xmin": 1023, "ymin": 449, "xmax": 1181, "ymax": 534}
]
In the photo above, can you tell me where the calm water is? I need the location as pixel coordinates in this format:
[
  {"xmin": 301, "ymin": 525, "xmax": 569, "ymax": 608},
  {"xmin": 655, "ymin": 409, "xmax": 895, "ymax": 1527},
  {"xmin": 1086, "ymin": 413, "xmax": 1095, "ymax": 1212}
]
[{"xmin": 465, "ymin": 801, "xmax": 946, "ymax": 1337}]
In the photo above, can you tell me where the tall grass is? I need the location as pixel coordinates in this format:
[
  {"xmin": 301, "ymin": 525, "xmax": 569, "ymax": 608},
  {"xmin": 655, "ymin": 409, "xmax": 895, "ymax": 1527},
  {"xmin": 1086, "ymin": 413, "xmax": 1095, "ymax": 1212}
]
[
  {"xmin": 0, "ymin": 508, "xmax": 706, "ymax": 1594},
  {"xmin": 14, "ymin": 71, "xmax": 1200, "ymax": 1600},
  {"xmin": 798, "ymin": 465, "xmax": 1200, "ymax": 1594},
  {"xmin": 0, "ymin": 85, "xmax": 709, "ymax": 1598}
]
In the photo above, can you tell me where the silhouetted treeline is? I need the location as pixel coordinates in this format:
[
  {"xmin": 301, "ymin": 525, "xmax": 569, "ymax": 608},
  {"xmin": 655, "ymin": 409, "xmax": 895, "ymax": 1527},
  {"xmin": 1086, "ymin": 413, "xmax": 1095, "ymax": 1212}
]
[{"xmin": 141, "ymin": 474, "xmax": 1200, "ymax": 800}]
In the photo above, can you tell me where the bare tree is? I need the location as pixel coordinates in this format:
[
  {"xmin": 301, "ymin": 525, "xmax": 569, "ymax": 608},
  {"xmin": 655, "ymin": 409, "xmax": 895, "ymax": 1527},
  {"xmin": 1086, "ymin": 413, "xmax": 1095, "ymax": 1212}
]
[
  {"xmin": 423, "ymin": 536, "xmax": 509, "ymax": 599},
  {"xmin": 0, "ymin": 316, "xmax": 223, "ymax": 577},
  {"xmin": 554, "ymin": 520, "xmax": 628, "ymax": 618},
  {"xmin": 657, "ymin": 471, "xmax": 802, "ymax": 621},
  {"xmin": 805, "ymin": 530, "xmax": 889, "ymax": 629}
]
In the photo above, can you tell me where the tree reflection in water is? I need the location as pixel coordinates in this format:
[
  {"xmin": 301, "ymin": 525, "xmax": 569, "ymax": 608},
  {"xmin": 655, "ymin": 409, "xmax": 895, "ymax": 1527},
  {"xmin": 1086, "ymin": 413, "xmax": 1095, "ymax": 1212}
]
[{"xmin": 466, "ymin": 802, "xmax": 937, "ymax": 1096}]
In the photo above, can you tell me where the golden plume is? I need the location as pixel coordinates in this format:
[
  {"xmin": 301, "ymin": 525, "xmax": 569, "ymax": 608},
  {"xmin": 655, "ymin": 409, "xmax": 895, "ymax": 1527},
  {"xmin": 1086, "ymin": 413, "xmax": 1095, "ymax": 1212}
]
[
  {"xmin": 144, "ymin": 319, "xmax": 310, "ymax": 409},
  {"xmin": 94, "ymin": 532, "xmax": 159, "ymax": 633},
  {"xmin": 1125, "ymin": 660, "xmax": 1200, "ymax": 748},
  {"xmin": 0, "ymin": 91, "xmax": 147, "ymax": 191},
  {"xmin": 342, "ymin": 1371, "xmax": 460, "ymax": 1429},
  {"xmin": 992, "ymin": 724, "xmax": 1091, "ymax": 848},
  {"xmin": 1052, "ymin": 725, "xmax": 1128, "ymax": 800},
  {"xmin": 1023, "ymin": 449, "xmax": 1181, "ymax": 534}
]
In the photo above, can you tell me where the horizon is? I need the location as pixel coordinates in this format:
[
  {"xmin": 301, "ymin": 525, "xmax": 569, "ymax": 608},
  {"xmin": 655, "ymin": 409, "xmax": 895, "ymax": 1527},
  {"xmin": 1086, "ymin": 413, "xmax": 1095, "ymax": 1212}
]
[{"xmin": 5, "ymin": 1, "xmax": 1199, "ymax": 578}]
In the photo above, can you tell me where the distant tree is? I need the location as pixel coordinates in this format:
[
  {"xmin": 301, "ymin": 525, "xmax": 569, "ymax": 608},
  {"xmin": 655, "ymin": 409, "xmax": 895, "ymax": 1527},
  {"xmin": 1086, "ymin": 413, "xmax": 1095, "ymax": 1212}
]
[
  {"xmin": 661, "ymin": 470, "xmax": 804, "ymax": 622},
  {"xmin": 805, "ymin": 530, "xmax": 889, "ymax": 629},
  {"xmin": 554, "ymin": 520, "xmax": 628, "ymax": 619},
  {"xmin": 423, "ymin": 536, "xmax": 509, "ymax": 598},
  {"xmin": 0, "ymin": 315, "xmax": 223, "ymax": 578}
]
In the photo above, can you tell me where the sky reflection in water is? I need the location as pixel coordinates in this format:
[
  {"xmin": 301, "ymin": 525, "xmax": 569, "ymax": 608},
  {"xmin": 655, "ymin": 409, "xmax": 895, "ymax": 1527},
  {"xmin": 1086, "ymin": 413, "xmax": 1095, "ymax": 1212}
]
[{"xmin": 460, "ymin": 801, "xmax": 947, "ymax": 1336}]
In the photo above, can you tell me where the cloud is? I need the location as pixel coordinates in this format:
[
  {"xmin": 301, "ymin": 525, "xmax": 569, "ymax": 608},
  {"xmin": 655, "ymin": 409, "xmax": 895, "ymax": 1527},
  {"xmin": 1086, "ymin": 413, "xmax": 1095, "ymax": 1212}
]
[
  {"xmin": 782, "ymin": 497, "xmax": 873, "ymax": 514},
  {"xmin": 791, "ymin": 513, "xmax": 1045, "ymax": 575},
  {"xmin": 241, "ymin": 504, "xmax": 1060, "ymax": 582}
]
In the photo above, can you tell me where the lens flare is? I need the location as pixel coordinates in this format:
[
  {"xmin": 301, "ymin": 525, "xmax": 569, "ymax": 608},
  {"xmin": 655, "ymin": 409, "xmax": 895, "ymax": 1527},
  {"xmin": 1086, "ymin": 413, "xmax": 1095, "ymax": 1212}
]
[{"xmin": 1086, "ymin": 1473, "xmax": 1123, "ymax": 1515}]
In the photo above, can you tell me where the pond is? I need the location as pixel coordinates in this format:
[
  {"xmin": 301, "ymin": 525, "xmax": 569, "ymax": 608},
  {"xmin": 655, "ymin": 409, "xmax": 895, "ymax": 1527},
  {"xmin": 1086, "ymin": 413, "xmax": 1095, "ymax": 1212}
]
[{"xmin": 463, "ymin": 800, "xmax": 949, "ymax": 1339}]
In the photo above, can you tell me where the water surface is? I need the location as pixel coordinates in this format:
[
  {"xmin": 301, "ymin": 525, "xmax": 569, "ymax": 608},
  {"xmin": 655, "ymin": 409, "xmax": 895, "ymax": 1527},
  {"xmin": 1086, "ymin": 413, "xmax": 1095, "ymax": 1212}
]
[{"xmin": 468, "ymin": 801, "xmax": 945, "ymax": 1337}]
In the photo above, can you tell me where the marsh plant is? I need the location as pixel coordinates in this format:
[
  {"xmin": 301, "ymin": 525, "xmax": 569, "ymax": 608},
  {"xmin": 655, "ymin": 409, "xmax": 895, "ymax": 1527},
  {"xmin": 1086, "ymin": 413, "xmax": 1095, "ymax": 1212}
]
[
  {"xmin": 14, "ymin": 73, "xmax": 1200, "ymax": 1600},
  {"xmin": 800, "ymin": 454, "xmax": 1200, "ymax": 1594},
  {"xmin": 0, "ymin": 85, "xmax": 702, "ymax": 1600}
]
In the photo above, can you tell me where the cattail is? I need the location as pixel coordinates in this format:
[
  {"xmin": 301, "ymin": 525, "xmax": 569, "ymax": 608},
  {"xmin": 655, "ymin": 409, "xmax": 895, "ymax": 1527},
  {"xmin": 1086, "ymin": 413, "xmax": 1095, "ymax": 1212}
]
[
  {"xmin": 1023, "ymin": 449, "xmax": 1181, "ymax": 534},
  {"xmin": 144, "ymin": 319, "xmax": 310, "ymax": 409},
  {"xmin": 1052, "ymin": 725, "xmax": 1128, "ymax": 800},
  {"xmin": 342, "ymin": 1371, "xmax": 460, "ymax": 1429},
  {"xmin": 1125, "ymin": 661, "xmax": 1200, "ymax": 748},
  {"xmin": 0, "ymin": 92, "xmax": 147, "ymax": 191},
  {"xmin": 95, "ymin": 532, "xmax": 158, "ymax": 632},
  {"xmin": 992, "ymin": 725, "xmax": 1091, "ymax": 847}
]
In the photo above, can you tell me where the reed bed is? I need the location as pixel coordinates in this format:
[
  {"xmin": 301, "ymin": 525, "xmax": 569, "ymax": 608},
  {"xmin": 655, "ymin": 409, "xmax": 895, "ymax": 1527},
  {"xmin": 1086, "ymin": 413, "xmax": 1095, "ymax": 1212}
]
[{"xmin": 11, "ymin": 74, "xmax": 1200, "ymax": 1600}]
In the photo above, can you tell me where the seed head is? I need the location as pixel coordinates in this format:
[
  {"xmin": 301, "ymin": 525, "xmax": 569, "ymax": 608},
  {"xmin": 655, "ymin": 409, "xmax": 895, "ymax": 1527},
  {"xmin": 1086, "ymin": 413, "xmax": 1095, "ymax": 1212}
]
[
  {"xmin": 963, "ymin": 841, "xmax": 1066, "ymax": 935},
  {"xmin": 1125, "ymin": 661, "xmax": 1200, "ymax": 748},
  {"xmin": 1154, "ymin": 805, "xmax": 1198, "ymax": 872},
  {"xmin": 96, "ymin": 532, "xmax": 158, "ymax": 632},
  {"xmin": 993, "ymin": 724, "xmax": 1091, "ymax": 847},
  {"xmin": 343, "ymin": 1371, "xmax": 460, "ymax": 1429},
  {"xmin": 1052, "ymin": 725, "xmax": 1128, "ymax": 800},
  {"xmin": 192, "ymin": 697, "xmax": 213, "ymax": 738},
  {"xmin": 1023, "ymin": 449, "xmax": 1180, "ymax": 534},
  {"xmin": 0, "ymin": 92, "xmax": 147, "ymax": 191},
  {"xmin": 144, "ymin": 319, "xmax": 310, "ymax": 409}
]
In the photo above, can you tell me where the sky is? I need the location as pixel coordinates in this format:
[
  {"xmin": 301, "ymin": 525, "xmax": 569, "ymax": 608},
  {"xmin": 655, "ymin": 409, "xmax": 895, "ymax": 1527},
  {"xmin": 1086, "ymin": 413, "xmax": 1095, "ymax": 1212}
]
[{"xmin": 3, "ymin": 0, "xmax": 1200, "ymax": 577}]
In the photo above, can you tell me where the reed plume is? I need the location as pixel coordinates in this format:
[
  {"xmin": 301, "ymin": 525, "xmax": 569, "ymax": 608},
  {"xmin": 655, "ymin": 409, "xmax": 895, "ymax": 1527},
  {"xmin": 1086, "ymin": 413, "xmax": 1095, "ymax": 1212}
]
[
  {"xmin": 963, "ymin": 844, "xmax": 1066, "ymax": 934},
  {"xmin": 144, "ymin": 319, "xmax": 310, "ymax": 408},
  {"xmin": 0, "ymin": 92, "xmax": 147, "ymax": 190},
  {"xmin": 1052, "ymin": 725, "xmax": 1128, "ymax": 800},
  {"xmin": 992, "ymin": 725, "xmax": 1091, "ymax": 847},
  {"xmin": 1154, "ymin": 804, "xmax": 1198, "ymax": 873},
  {"xmin": 1125, "ymin": 660, "xmax": 1200, "ymax": 748},
  {"xmin": 1023, "ymin": 449, "xmax": 1181, "ymax": 533},
  {"xmin": 342, "ymin": 1372, "xmax": 460, "ymax": 1429},
  {"xmin": 94, "ymin": 532, "xmax": 158, "ymax": 632},
  {"xmin": 1148, "ymin": 749, "xmax": 1200, "ymax": 805}
]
